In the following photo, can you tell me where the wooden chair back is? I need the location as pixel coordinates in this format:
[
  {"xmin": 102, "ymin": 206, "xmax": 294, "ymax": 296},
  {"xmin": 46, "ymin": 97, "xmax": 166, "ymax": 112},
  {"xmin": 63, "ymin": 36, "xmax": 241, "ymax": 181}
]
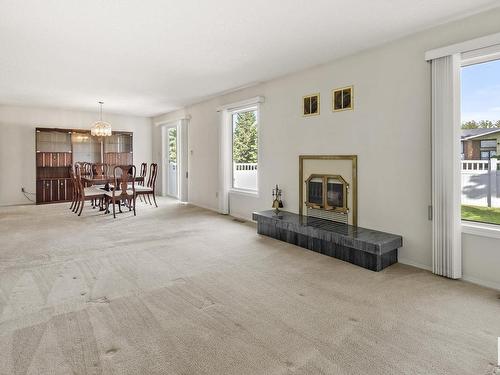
[
  {"xmin": 81, "ymin": 162, "xmax": 92, "ymax": 176},
  {"xmin": 69, "ymin": 164, "xmax": 75, "ymax": 183},
  {"xmin": 139, "ymin": 163, "xmax": 147, "ymax": 185},
  {"xmin": 112, "ymin": 165, "xmax": 136, "ymax": 198},
  {"xmin": 92, "ymin": 163, "xmax": 108, "ymax": 177},
  {"xmin": 146, "ymin": 163, "xmax": 158, "ymax": 189},
  {"xmin": 69, "ymin": 165, "xmax": 77, "ymax": 198},
  {"xmin": 73, "ymin": 163, "xmax": 84, "ymax": 197}
]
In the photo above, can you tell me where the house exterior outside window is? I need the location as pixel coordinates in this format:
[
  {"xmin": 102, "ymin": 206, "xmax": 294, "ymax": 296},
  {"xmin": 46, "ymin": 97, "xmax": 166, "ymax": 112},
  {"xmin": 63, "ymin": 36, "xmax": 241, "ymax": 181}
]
[{"xmin": 460, "ymin": 129, "xmax": 500, "ymax": 160}]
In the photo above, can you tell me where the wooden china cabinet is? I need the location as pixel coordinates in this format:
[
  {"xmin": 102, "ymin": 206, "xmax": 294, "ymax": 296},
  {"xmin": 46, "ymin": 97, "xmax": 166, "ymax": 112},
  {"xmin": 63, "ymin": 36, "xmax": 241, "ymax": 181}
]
[
  {"xmin": 35, "ymin": 128, "xmax": 133, "ymax": 204},
  {"xmin": 36, "ymin": 129, "xmax": 73, "ymax": 204}
]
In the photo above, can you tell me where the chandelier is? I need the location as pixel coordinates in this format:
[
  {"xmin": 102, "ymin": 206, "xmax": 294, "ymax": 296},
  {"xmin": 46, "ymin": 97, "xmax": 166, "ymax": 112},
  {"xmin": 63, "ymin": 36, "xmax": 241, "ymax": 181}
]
[{"xmin": 90, "ymin": 101, "xmax": 112, "ymax": 137}]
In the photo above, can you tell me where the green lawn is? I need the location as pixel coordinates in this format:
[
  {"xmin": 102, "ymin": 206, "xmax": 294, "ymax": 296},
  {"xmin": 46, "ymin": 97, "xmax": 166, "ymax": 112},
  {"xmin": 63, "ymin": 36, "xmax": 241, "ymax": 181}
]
[{"xmin": 461, "ymin": 205, "xmax": 500, "ymax": 225}]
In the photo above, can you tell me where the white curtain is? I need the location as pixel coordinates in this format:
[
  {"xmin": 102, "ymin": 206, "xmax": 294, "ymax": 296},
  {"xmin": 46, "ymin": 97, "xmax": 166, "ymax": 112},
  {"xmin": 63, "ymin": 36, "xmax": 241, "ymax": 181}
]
[
  {"xmin": 431, "ymin": 54, "xmax": 462, "ymax": 279},
  {"xmin": 218, "ymin": 110, "xmax": 231, "ymax": 214}
]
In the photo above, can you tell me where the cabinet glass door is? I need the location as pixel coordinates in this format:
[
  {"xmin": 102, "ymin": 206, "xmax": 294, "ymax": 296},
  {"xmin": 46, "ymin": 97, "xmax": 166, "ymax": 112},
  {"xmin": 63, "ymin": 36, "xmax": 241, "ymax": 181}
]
[
  {"xmin": 36, "ymin": 130, "xmax": 71, "ymax": 152},
  {"xmin": 72, "ymin": 132, "xmax": 101, "ymax": 163}
]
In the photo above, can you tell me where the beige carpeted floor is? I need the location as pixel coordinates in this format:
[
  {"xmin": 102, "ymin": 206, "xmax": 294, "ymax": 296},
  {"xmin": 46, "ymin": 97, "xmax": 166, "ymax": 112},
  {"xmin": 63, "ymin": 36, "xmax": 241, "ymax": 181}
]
[{"xmin": 0, "ymin": 197, "xmax": 499, "ymax": 375}]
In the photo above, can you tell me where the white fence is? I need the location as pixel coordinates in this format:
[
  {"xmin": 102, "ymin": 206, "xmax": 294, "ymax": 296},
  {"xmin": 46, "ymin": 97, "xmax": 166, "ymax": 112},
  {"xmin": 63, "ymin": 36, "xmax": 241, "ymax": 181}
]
[
  {"xmin": 461, "ymin": 160, "xmax": 496, "ymax": 171},
  {"xmin": 231, "ymin": 160, "xmax": 500, "ymax": 207},
  {"xmin": 233, "ymin": 163, "xmax": 257, "ymax": 190},
  {"xmin": 461, "ymin": 159, "xmax": 500, "ymax": 207},
  {"xmin": 168, "ymin": 162, "xmax": 178, "ymax": 197}
]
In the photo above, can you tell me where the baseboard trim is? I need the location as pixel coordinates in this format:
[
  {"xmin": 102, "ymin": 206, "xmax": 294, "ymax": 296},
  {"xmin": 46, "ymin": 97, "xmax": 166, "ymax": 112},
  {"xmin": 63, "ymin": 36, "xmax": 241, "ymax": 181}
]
[
  {"xmin": 186, "ymin": 201, "xmax": 257, "ymax": 225},
  {"xmin": 229, "ymin": 212, "xmax": 255, "ymax": 223},
  {"xmin": 398, "ymin": 257, "xmax": 432, "ymax": 271},
  {"xmin": 187, "ymin": 201, "xmax": 221, "ymax": 214},
  {"xmin": 399, "ymin": 257, "xmax": 500, "ymax": 291},
  {"xmin": 461, "ymin": 274, "xmax": 500, "ymax": 291},
  {"xmin": 0, "ymin": 202, "xmax": 35, "ymax": 208}
]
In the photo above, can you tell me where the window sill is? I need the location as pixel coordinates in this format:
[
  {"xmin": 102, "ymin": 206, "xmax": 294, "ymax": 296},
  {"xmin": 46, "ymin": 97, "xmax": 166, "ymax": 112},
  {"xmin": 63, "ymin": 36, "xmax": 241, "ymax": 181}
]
[
  {"xmin": 461, "ymin": 221, "xmax": 500, "ymax": 239},
  {"xmin": 229, "ymin": 189, "xmax": 259, "ymax": 198}
]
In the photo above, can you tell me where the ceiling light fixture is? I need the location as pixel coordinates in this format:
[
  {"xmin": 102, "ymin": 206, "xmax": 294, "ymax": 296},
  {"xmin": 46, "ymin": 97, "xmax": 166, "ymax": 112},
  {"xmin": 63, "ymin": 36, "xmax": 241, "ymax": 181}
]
[{"xmin": 90, "ymin": 101, "xmax": 112, "ymax": 137}]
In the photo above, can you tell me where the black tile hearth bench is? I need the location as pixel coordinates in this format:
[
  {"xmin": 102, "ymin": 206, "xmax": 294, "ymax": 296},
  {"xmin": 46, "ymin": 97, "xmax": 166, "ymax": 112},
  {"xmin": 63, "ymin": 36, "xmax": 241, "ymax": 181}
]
[{"xmin": 252, "ymin": 210, "xmax": 403, "ymax": 271}]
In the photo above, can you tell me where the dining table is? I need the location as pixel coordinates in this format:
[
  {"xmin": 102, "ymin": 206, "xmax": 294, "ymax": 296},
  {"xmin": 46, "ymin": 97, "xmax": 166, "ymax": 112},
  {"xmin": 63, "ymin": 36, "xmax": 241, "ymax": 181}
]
[
  {"xmin": 81, "ymin": 175, "xmax": 145, "ymax": 212},
  {"xmin": 82, "ymin": 175, "xmax": 144, "ymax": 186}
]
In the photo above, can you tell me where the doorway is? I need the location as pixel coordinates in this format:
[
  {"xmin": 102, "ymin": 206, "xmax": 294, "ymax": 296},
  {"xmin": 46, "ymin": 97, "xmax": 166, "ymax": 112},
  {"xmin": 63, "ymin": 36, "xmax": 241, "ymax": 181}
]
[
  {"xmin": 160, "ymin": 118, "xmax": 188, "ymax": 202},
  {"xmin": 162, "ymin": 124, "xmax": 179, "ymax": 199}
]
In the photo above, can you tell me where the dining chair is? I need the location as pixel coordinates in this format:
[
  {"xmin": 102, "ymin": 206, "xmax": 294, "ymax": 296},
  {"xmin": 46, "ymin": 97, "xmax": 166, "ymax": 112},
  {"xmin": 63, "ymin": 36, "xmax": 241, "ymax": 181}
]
[
  {"xmin": 135, "ymin": 163, "xmax": 158, "ymax": 207},
  {"xmin": 92, "ymin": 163, "xmax": 108, "ymax": 180},
  {"xmin": 82, "ymin": 162, "xmax": 92, "ymax": 177},
  {"xmin": 76, "ymin": 162, "xmax": 93, "ymax": 191},
  {"xmin": 104, "ymin": 165, "xmax": 137, "ymax": 218},
  {"xmin": 90, "ymin": 163, "xmax": 109, "ymax": 207},
  {"xmin": 72, "ymin": 163, "xmax": 86, "ymax": 213},
  {"xmin": 139, "ymin": 163, "xmax": 147, "ymax": 184},
  {"xmin": 74, "ymin": 165, "xmax": 105, "ymax": 216},
  {"xmin": 137, "ymin": 162, "xmax": 147, "ymax": 202},
  {"xmin": 69, "ymin": 165, "xmax": 78, "ymax": 211}
]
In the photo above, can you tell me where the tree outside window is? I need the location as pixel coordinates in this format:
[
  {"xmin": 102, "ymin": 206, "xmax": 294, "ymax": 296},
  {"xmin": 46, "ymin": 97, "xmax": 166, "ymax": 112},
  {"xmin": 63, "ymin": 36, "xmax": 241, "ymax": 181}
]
[
  {"xmin": 232, "ymin": 109, "xmax": 258, "ymax": 191},
  {"xmin": 232, "ymin": 110, "xmax": 257, "ymax": 163},
  {"xmin": 168, "ymin": 128, "xmax": 177, "ymax": 163}
]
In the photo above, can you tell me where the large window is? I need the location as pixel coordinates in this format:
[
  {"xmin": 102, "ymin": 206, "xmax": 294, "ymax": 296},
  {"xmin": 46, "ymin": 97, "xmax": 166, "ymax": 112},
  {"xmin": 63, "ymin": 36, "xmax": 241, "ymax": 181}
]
[
  {"xmin": 461, "ymin": 58, "xmax": 500, "ymax": 225},
  {"xmin": 231, "ymin": 107, "xmax": 258, "ymax": 191}
]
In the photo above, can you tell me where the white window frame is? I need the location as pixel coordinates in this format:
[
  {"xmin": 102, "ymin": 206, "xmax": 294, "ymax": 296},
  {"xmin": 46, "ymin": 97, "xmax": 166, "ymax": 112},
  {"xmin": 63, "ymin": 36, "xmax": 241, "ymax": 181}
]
[
  {"xmin": 462, "ymin": 221, "xmax": 500, "ymax": 239},
  {"xmin": 217, "ymin": 96, "xmax": 264, "ymax": 214},
  {"xmin": 460, "ymin": 51, "xmax": 500, "ymax": 236},
  {"xmin": 228, "ymin": 105, "xmax": 259, "ymax": 194}
]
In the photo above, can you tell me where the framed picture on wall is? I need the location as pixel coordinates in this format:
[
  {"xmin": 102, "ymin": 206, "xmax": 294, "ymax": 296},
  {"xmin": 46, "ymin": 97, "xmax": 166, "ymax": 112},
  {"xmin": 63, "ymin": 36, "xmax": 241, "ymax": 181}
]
[
  {"xmin": 332, "ymin": 86, "xmax": 353, "ymax": 112},
  {"xmin": 303, "ymin": 93, "xmax": 320, "ymax": 116}
]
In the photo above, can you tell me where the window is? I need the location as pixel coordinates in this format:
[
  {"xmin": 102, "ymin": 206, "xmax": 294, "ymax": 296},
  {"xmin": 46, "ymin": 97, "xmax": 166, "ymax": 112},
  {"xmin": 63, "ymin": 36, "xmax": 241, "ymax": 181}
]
[
  {"xmin": 480, "ymin": 150, "xmax": 496, "ymax": 160},
  {"xmin": 480, "ymin": 139, "xmax": 497, "ymax": 148},
  {"xmin": 218, "ymin": 96, "xmax": 263, "ymax": 214},
  {"xmin": 461, "ymin": 58, "xmax": 500, "ymax": 225},
  {"xmin": 479, "ymin": 139, "xmax": 497, "ymax": 160},
  {"xmin": 231, "ymin": 107, "xmax": 258, "ymax": 191}
]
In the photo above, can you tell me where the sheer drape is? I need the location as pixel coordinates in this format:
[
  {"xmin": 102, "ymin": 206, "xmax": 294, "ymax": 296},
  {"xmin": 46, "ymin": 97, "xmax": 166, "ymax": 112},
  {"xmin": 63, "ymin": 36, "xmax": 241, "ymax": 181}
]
[
  {"xmin": 218, "ymin": 110, "xmax": 231, "ymax": 214},
  {"xmin": 431, "ymin": 54, "xmax": 462, "ymax": 278}
]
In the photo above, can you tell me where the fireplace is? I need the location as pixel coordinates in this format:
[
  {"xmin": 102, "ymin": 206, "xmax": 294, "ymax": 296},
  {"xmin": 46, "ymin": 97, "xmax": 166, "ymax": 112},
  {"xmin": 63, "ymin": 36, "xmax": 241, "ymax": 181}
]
[
  {"xmin": 252, "ymin": 154, "xmax": 402, "ymax": 272},
  {"xmin": 305, "ymin": 174, "xmax": 348, "ymax": 212},
  {"xmin": 299, "ymin": 155, "xmax": 357, "ymax": 226}
]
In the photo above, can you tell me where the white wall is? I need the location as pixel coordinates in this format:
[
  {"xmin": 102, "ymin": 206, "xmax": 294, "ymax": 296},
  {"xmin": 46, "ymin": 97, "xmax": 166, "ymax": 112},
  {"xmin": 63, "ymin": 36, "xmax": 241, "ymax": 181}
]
[
  {"xmin": 462, "ymin": 233, "xmax": 500, "ymax": 289},
  {"xmin": 0, "ymin": 105, "xmax": 153, "ymax": 206},
  {"xmin": 153, "ymin": 8, "xmax": 500, "ymax": 289}
]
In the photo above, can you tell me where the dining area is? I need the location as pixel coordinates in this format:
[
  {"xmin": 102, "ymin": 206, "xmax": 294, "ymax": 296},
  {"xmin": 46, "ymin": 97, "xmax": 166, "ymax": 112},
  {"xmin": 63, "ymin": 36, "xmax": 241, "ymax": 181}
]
[
  {"xmin": 35, "ymin": 127, "xmax": 159, "ymax": 218},
  {"xmin": 70, "ymin": 162, "xmax": 158, "ymax": 218}
]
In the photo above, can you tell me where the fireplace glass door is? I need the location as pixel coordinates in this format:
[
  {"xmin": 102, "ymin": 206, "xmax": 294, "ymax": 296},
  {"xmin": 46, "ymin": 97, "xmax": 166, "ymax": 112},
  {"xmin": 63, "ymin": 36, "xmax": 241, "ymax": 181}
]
[
  {"xmin": 307, "ymin": 177, "xmax": 323, "ymax": 207},
  {"xmin": 326, "ymin": 177, "xmax": 344, "ymax": 209}
]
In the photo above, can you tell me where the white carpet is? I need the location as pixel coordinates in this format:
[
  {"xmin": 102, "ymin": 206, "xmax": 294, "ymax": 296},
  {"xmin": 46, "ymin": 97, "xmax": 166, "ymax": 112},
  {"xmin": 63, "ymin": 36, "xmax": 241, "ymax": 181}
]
[{"xmin": 0, "ymin": 198, "xmax": 499, "ymax": 374}]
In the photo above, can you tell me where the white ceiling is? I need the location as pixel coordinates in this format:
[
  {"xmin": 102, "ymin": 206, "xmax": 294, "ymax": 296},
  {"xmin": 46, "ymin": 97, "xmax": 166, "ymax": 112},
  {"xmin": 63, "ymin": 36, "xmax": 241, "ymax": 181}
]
[{"xmin": 1, "ymin": 0, "xmax": 499, "ymax": 117}]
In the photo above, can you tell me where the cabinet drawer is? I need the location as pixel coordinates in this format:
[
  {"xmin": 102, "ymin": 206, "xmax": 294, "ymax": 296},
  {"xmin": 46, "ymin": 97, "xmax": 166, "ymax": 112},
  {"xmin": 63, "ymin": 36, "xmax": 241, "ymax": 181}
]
[
  {"xmin": 36, "ymin": 152, "xmax": 72, "ymax": 167},
  {"xmin": 37, "ymin": 179, "xmax": 73, "ymax": 203}
]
